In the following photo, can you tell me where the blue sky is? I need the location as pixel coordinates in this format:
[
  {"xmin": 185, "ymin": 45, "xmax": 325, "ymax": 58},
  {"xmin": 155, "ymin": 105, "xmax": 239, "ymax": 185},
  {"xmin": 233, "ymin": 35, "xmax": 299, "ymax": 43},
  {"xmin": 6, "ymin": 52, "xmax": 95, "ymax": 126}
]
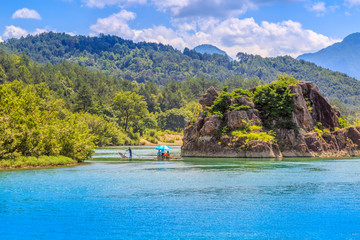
[{"xmin": 1, "ymin": 0, "xmax": 360, "ymax": 58}]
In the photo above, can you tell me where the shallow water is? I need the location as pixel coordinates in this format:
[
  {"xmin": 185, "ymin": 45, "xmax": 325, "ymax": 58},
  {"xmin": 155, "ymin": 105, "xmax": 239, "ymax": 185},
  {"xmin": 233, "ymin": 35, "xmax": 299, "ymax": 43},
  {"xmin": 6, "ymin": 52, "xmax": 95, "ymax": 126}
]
[{"xmin": 1, "ymin": 146, "xmax": 360, "ymax": 239}]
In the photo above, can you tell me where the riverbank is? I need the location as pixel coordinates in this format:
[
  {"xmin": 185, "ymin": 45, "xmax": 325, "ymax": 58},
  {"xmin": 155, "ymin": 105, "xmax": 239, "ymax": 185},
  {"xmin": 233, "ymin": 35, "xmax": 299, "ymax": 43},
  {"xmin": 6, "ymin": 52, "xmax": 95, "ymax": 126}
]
[
  {"xmin": 140, "ymin": 131, "xmax": 183, "ymax": 146},
  {"xmin": 0, "ymin": 155, "xmax": 81, "ymax": 170}
]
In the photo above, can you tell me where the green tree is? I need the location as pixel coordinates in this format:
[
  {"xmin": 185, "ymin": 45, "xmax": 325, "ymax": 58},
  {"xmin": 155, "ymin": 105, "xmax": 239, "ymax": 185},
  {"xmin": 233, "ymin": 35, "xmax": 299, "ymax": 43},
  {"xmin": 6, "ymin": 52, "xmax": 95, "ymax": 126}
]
[
  {"xmin": 157, "ymin": 109, "xmax": 187, "ymax": 132},
  {"xmin": 75, "ymin": 85, "xmax": 93, "ymax": 112},
  {"xmin": 112, "ymin": 91, "xmax": 148, "ymax": 132}
]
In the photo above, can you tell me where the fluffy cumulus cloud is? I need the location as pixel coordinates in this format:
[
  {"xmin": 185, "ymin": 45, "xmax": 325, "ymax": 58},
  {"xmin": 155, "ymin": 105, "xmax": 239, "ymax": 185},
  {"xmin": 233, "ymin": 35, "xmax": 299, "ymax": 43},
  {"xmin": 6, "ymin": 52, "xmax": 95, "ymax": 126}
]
[
  {"xmin": 90, "ymin": 10, "xmax": 186, "ymax": 49},
  {"xmin": 90, "ymin": 9, "xmax": 338, "ymax": 58},
  {"xmin": 0, "ymin": 36, "xmax": 3, "ymax": 43},
  {"xmin": 82, "ymin": 0, "xmax": 146, "ymax": 8},
  {"xmin": 197, "ymin": 18, "xmax": 339, "ymax": 57},
  {"xmin": 2, "ymin": 26, "xmax": 54, "ymax": 39},
  {"xmin": 3, "ymin": 25, "xmax": 29, "ymax": 38},
  {"xmin": 90, "ymin": 10, "xmax": 137, "ymax": 38},
  {"xmin": 12, "ymin": 8, "xmax": 42, "ymax": 20}
]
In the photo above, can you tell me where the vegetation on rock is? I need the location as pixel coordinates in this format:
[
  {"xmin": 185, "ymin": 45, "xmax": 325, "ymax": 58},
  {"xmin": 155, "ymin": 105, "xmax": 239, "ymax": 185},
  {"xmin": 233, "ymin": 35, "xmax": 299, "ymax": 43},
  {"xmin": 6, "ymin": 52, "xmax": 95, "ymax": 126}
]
[{"xmin": 252, "ymin": 75, "xmax": 297, "ymax": 130}]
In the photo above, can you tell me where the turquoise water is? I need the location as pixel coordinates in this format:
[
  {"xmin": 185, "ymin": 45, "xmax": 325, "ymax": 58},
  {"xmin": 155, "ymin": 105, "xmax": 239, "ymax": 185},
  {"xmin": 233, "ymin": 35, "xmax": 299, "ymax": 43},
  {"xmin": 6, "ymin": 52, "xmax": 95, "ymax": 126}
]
[{"xmin": 1, "ymin": 146, "xmax": 360, "ymax": 239}]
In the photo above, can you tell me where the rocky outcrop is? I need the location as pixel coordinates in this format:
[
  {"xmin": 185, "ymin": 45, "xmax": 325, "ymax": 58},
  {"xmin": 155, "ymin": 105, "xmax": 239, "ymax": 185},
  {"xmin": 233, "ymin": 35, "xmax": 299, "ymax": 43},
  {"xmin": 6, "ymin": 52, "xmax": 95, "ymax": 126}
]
[
  {"xmin": 199, "ymin": 86, "xmax": 218, "ymax": 111},
  {"xmin": 291, "ymin": 82, "xmax": 340, "ymax": 131},
  {"xmin": 182, "ymin": 81, "xmax": 360, "ymax": 158}
]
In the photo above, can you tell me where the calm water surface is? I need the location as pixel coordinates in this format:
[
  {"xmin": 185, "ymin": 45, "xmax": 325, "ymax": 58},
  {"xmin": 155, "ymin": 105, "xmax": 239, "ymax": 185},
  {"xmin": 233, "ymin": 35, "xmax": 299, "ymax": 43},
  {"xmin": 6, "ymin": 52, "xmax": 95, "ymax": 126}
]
[{"xmin": 1, "ymin": 146, "xmax": 360, "ymax": 239}]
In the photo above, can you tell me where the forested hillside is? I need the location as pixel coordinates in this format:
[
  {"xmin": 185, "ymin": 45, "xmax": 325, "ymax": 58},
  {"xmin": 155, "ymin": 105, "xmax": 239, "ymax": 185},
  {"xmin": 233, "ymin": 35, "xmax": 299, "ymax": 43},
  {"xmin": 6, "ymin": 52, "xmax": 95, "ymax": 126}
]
[
  {"xmin": 0, "ymin": 49, "xmax": 265, "ymax": 151},
  {"xmin": 2, "ymin": 32, "xmax": 360, "ymax": 109}
]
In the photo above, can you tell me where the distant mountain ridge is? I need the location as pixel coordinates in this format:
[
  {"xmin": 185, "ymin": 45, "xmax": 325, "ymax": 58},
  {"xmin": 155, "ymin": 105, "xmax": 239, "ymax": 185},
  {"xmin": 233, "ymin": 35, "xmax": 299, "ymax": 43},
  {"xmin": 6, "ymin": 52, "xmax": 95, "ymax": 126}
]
[
  {"xmin": 297, "ymin": 33, "xmax": 360, "ymax": 79},
  {"xmin": 193, "ymin": 44, "xmax": 228, "ymax": 56},
  {"xmin": 2, "ymin": 32, "xmax": 360, "ymax": 109},
  {"xmin": 193, "ymin": 44, "xmax": 232, "ymax": 60}
]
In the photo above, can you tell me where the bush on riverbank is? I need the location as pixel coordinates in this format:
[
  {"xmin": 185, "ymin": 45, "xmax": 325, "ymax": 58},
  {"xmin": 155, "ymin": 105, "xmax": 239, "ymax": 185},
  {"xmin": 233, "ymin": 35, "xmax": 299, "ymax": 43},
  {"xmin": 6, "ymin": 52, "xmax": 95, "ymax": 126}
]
[
  {"xmin": 0, "ymin": 81, "xmax": 94, "ymax": 161},
  {"xmin": 0, "ymin": 155, "xmax": 77, "ymax": 169}
]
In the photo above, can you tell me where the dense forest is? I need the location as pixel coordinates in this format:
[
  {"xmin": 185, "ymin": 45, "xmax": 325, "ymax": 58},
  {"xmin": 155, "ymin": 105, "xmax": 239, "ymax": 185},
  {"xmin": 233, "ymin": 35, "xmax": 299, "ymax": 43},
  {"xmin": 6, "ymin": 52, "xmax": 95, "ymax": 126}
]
[
  {"xmin": 2, "ymin": 32, "xmax": 360, "ymax": 109},
  {"xmin": 0, "ymin": 49, "xmax": 268, "ymax": 162}
]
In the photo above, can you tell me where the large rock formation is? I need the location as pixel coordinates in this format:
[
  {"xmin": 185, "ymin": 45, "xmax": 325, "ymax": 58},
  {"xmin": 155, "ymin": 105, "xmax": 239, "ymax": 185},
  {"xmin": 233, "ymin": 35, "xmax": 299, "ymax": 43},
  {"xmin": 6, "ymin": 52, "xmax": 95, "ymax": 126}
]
[{"xmin": 182, "ymin": 81, "xmax": 360, "ymax": 158}]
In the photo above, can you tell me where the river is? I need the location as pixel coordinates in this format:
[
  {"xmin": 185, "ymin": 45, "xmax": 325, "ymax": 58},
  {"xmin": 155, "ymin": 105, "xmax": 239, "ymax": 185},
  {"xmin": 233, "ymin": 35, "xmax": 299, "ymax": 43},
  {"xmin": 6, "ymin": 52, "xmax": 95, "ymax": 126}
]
[{"xmin": 1, "ymin": 146, "xmax": 360, "ymax": 239}]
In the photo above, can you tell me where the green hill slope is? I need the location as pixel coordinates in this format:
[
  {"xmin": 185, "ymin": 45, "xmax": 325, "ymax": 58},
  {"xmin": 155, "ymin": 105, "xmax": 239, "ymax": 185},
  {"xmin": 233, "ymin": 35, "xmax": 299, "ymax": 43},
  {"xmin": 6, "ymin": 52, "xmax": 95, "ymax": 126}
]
[{"xmin": 2, "ymin": 32, "xmax": 360, "ymax": 109}]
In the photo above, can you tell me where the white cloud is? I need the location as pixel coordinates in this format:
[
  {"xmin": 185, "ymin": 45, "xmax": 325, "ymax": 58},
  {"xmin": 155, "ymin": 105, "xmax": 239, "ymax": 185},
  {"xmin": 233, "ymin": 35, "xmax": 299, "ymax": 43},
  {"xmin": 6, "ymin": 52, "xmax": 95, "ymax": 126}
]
[
  {"xmin": 12, "ymin": 8, "xmax": 42, "ymax": 20},
  {"xmin": 83, "ymin": 0, "xmax": 301, "ymax": 18},
  {"xmin": 152, "ymin": 0, "xmax": 254, "ymax": 18},
  {"xmin": 90, "ymin": 10, "xmax": 137, "ymax": 38},
  {"xmin": 133, "ymin": 26, "xmax": 187, "ymax": 50},
  {"xmin": 306, "ymin": 2, "xmax": 338, "ymax": 16},
  {"xmin": 82, "ymin": 0, "xmax": 146, "ymax": 8},
  {"xmin": 3, "ymin": 25, "xmax": 29, "ymax": 38},
  {"xmin": 90, "ymin": 10, "xmax": 186, "ymax": 49},
  {"xmin": 151, "ymin": 0, "xmax": 303, "ymax": 18},
  {"xmin": 2, "ymin": 26, "xmax": 53, "ymax": 39},
  {"xmin": 32, "ymin": 28, "xmax": 49, "ymax": 35},
  {"xmin": 308, "ymin": 2, "xmax": 326, "ymax": 14},
  {"xmin": 90, "ymin": 10, "xmax": 338, "ymax": 58},
  {"xmin": 182, "ymin": 17, "xmax": 339, "ymax": 58},
  {"xmin": 0, "ymin": 36, "xmax": 3, "ymax": 43},
  {"xmin": 345, "ymin": 0, "xmax": 360, "ymax": 6},
  {"xmin": 66, "ymin": 32, "xmax": 77, "ymax": 36}
]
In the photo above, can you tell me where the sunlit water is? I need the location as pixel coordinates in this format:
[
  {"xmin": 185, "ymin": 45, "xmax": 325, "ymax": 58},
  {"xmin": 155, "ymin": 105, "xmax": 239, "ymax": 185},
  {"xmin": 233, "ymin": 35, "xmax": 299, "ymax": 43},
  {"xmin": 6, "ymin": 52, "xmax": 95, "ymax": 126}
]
[{"xmin": 1, "ymin": 146, "xmax": 360, "ymax": 239}]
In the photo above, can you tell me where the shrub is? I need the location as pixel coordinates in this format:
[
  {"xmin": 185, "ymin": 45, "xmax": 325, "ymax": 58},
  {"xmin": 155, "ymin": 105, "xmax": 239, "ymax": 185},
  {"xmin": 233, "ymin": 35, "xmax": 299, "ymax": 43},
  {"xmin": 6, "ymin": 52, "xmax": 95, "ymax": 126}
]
[
  {"xmin": 338, "ymin": 116, "xmax": 348, "ymax": 128},
  {"xmin": 252, "ymin": 74, "xmax": 296, "ymax": 130}
]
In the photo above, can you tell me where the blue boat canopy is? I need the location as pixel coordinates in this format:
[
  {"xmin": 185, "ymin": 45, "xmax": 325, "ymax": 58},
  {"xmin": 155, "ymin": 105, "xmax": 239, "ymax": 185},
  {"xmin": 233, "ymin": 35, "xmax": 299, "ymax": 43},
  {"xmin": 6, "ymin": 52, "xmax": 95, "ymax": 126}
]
[{"xmin": 155, "ymin": 145, "xmax": 171, "ymax": 151}]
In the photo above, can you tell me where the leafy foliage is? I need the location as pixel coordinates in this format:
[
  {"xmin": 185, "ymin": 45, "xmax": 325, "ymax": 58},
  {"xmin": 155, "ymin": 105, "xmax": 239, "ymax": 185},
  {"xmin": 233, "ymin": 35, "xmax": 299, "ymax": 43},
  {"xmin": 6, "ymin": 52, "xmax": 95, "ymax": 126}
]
[
  {"xmin": 252, "ymin": 75, "xmax": 297, "ymax": 130},
  {"xmin": 0, "ymin": 81, "xmax": 94, "ymax": 161},
  {"xmin": 112, "ymin": 91, "xmax": 148, "ymax": 132}
]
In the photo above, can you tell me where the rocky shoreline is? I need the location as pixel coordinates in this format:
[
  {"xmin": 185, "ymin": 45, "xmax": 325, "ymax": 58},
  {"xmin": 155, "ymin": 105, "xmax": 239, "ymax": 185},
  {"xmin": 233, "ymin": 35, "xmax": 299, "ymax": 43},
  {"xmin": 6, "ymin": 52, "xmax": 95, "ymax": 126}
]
[{"xmin": 182, "ymin": 81, "xmax": 360, "ymax": 158}]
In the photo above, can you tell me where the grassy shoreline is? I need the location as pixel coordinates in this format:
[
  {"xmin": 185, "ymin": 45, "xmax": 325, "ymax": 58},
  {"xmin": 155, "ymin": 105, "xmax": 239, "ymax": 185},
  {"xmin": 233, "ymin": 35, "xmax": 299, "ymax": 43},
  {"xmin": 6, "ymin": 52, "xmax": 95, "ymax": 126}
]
[{"xmin": 0, "ymin": 155, "xmax": 81, "ymax": 170}]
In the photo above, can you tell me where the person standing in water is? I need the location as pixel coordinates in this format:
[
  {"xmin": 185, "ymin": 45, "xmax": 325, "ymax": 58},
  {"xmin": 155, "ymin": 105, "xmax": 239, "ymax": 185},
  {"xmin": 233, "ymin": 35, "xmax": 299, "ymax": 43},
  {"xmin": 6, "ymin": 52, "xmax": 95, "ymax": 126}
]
[{"xmin": 128, "ymin": 147, "xmax": 132, "ymax": 158}]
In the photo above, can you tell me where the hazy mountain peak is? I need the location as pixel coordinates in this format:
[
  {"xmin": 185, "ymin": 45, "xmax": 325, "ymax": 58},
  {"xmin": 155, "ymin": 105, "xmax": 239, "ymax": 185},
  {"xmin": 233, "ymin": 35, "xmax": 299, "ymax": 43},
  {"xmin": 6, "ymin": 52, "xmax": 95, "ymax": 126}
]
[
  {"xmin": 193, "ymin": 44, "xmax": 228, "ymax": 56},
  {"xmin": 342, "ymin": 32, "xmax": 360, "ymax": 44},
  {"xmin": 297, "ymin": 32, "xmax": 360, "ymax": 80}
]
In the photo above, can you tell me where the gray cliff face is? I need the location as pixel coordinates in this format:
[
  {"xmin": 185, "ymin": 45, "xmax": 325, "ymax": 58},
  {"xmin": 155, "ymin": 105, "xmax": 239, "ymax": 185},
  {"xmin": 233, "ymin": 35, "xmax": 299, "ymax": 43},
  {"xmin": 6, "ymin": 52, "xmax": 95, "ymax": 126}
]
[{"xmin": 182, "ymin": 81, "xmax": 360, "ymax": 158}]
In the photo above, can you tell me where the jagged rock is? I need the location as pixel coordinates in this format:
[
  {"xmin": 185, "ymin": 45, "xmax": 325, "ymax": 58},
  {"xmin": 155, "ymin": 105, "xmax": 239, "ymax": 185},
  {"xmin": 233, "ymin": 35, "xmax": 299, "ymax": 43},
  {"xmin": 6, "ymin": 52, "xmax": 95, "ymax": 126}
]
[
  {"xmin": 290, "ymin": 84, "xmax": 314, "ymax": 131},
  {"xmin": 245, "ymin": 140, "xmax": 282, "ymax": 158},
  {"xmin": 231, "ymin": 96, "xmax": 255, "ymax": 109},
  {"xmin": 246, "ymin": 109, "xmax": 261, "ymax": 125},
  {"xmin": 304, "ymin": 132, "xmax": 325, "ymax": 153},
  {"xmin": 200, "ymin": 115, "xmax": 222, "ymax": 136},
  {"xmin": 290, "ymin": 81, "xmax": 340, "ymax": 131},
  {"xmin": 183, "ymin": 116, "xmax": 204, "ymax": 141},
  {"xmin": 344, "ymin": 126, "xmax": 360, "ymax": 146},
  {"xmin": 225, "ymin": 111, "xmax": 248, "ymax": 129},
  {"xmin": 298, "ymin": 82, "xmax": 340, "ymax": 130},
  {"xmin": 199, "ymin": 86, "xmax": 218, "ymax": 111}
]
